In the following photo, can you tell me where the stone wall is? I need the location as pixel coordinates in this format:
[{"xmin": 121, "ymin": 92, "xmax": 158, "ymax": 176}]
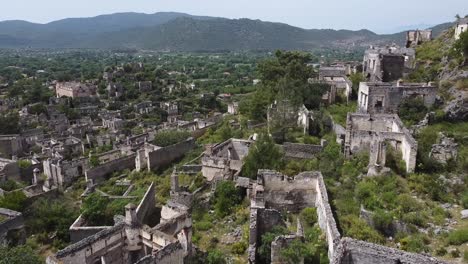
[
  {"xmin": 50, "ymin": 222, "xmax": 128, "ymax": 264},
  {"xmin": 69, "ymin": 214, "xmax": 112, "ymax": 243},
  {"xmin": 0, "ymin": 135, "xmax": 23, "ymax": 159},
  {"xmin": 43, "ymin": 158, "xmax": 88, "ymax": 188},
  {"xmin": 281, "ymin": 142, "xmax": 323, "ymax": 159},
  {"xmin": 136, "ymin": 183, "xmax": 156, "ymax": 223},
  {"xmin": 345, "ymin": 113, "xmax": 417, "ymax": 173},
  {"xmin": 147, "ymin": 138, "xmax": 195, "ymax": 171},
  {"xmin": 259, "ymin": 170, "xmax": 318, "ymax": 213},
  {"xmin": 332, "ymin": 238, "xmax": 449, "ymax": 264},
  {"xmin": 85, "ymin": 154, "xmax": 136, "ymax": 183},
  {"xmin": 0, "ymin": 208, "xmax": 24, "ymax": 245}
]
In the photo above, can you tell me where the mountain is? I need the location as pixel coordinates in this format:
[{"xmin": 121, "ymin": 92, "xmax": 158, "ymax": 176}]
[{"xmin": 0, "ymin": 12, "xmax": 455, "ymax": 51}]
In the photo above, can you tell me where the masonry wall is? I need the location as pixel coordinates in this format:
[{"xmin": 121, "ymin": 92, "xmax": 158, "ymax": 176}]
[
  {"xmin": 147, "ymin": 138, "xmax": 195, "ymax": 171},
  {"xmin": 85, "ymin": 154, "xmax": 136, "ymax": 183},
  {"xmin": 281, "ymin": 143, "xmax": 323, "ymax": 159},
  {"xmin": 136, "ymin": 183, "xmax": 156, "ymax": 223},
  {"xmin": 0, "ymin": 209, "xmax": 24, "ymax": 244},
  {"xmin": 261, "ymin": 171, "xmax": 318, "ymax": 213},
  {"xmin": 0, "ymin": 135, "xmax": 23, "ymax": 159}
]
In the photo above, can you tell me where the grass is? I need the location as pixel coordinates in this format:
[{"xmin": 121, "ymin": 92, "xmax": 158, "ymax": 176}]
[{"xmin": 326, "ymin": 102, "xmax": 357, "ymax": 126}]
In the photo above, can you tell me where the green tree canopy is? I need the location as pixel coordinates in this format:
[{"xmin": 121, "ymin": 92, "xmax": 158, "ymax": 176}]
[{"xmin": 242, "ymin": 132, "xmax": 284, "ymax": 179}]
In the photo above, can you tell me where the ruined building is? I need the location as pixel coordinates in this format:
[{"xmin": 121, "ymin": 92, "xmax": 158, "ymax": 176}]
[
  {"xmin": 344, "ymin": 113, "xmax": 418, "ymax": 174},
  {"xmin": 56, "ymin": 82, "xmax": 97, "ymax": 98},
  {"xmin": 47, "ymin": 183, "xmax": 193, "ymax": 264},
  {"xmin": 319, "ymin": 66, "xmax": 353, "ymax": 101},
  {"xmin": 247, "ymin": 170, "xmax": 448, "ymax": 264},
  {"xmin": 201, "ymin": 138, "xmax": 252, "ymax": 182},
  {"xmin": 455, "ymin": 17, "xmax": 468, "ymax": 40},
  {"xmin": 363, "ymin": 46, "xmax": 415, "ymax": 82},
  {"xmin": 406, "ymin": 30, "xmax": 432, "ymax": 48},
  {"xmin": 358, "ymin": 81, "xmax": 437, "ymax": 114}
]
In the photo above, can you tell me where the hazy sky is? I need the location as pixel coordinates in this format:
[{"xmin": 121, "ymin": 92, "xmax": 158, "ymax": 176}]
[{"xmin": 1, "ymin": 0, "xmax": 467, "ymax": 33}]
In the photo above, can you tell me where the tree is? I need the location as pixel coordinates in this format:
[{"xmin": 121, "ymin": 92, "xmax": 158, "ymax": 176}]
[
  {"xmin": 454, "ymin": 30, "xmax": 468, "ymax": 60},
  {"xmin": 0, "ymin": 112, "xmax": 19, "ymax": 134},
  {"xmin": 0, "ymin": 191, "xmax": 27, "ymax": 212},
  {"xmin": 81, "ymin": 193, "xmax": 112, "ymax": 226},
  {"xmin": 398, "ymin": 97, "xmax": 428, "ymax": 126},
  {"xmin": 0, "ymin": 245, "xmax": 41, "ymax": 264},
  {"xmin": 242, "ymin": 133, "xmax": 284, "ymax": 179},
  {"xmin": 213, "ymin": 181, "xmax": 242, "ymax": 218}
]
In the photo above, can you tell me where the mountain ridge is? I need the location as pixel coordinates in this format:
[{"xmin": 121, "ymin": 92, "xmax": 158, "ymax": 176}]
[{"xmin": 0, "ymin": 12, "xmax": 454, "ymax": 51}]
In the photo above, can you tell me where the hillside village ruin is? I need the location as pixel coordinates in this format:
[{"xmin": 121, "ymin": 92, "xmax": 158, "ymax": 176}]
[{"xmin": 0, "ymin": 18, "xmax": 467, "ymax": 264}]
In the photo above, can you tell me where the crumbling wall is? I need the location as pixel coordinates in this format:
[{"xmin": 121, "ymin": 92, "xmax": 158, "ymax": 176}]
[
  {"xmin": 69, "ymin": 214, "xmax": 111, "ymax": 243},
  {"xmin": 147, "ymin": 138, "xmax": 195, "ymax": 171},
  {"xmin": 136, "ymin": 183, "xmax": 156, "ymax": 223},
  {"xmin": 281, "ymin": 142, "xmax": 323, "ymax": 159},
  {"xmin": 0, "ymin": 135, "xmax": 23, "ymax": 159},
  {"xmin": 85, "ymin": 154, "xmax": 136, "ymax": 183},
  {"xmin": 0, "ymin": 208, "xmax": 24, "ymax": 245},
  {"xmin": 345, "ymin": 113, "xmax": 417, "ymax": 173},
  {"xmin": 50, "ymin": 222, "xmax": 128, "ymax": 264},
  {"xmin": 332, "ymin": 238, "xmax": 449, "ymax": 264},
  {"xmin": 260, "ymin": 170, "xmax": 318, "ymax": 213}
]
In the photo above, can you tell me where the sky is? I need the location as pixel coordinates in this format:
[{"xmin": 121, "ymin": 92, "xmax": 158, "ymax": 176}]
[{"xmin": 1, "ymin": 0, "xmax": 467, "ymax": 34}]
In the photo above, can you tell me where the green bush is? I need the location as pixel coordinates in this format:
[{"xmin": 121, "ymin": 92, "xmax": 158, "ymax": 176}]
[
  {"xmin": 242, "ymin": 132, "xmax": 284, "ymax": 179},
  {"xmin": 231, "ymin": 241, "xmax": 247, "ymax": 255},
  {"xmin": 213, "ymin": 181, "xmax": 242, "ymax": 218},
  {"xmin": 399, "ymin": 234, "xmax": 429, "ymax": 253},
  {"xmin": 447, "ymin": 228, "xmax": 468, "ymax": 245},
  {"xmin": 463, "ymin": 250, "xmax": 468, "ymax": 262},
  {"xmin": 340, "ymin": 215, "xmax": 384, "ymax": 244},
  {"xmin": 0, "ymin": 245, "xmax": 42, "ymax": 264},
  {"xmin": 152, "ymin": 130, "xmax": 191, "ymax": 147},
  {"xmin": 17, "ymin": 160, "xmax": 32, "ymax": 169},
  {"xmin": 194, "ymin": 221, "xmax": 213, "ymax": 231},
  {"xmin": 462, "ymin": 192, "xmax": 468, "ymax": 208},
  {"xmin": 372, "ymin": 210, "xmax": 393, "ymax": 235},
  {"xmin": 300, "ymin": 207, "xmax": 317, "ymax": 227},
  {"xmin": 206, "ymin": 249, "xmax": 226, "ymax": 264},
  {"xmin": 435, "ymin": 246, "xmax": 447, "ymax": 256},
  {"xmin": 398, "ymin": 97, "xmax": 428, "ymax": 126},
  {"xmin": 0, "ymin": 191, "xmax": 27, "ymax": 212}
]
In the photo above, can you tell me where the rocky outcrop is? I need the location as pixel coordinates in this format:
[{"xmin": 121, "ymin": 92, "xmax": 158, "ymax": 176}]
[{"xmin": 429, "ymin": 133, "xmax": 458, "ymax": 164}]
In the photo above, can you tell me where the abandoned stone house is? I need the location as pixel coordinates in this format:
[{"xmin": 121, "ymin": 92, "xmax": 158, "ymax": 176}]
[
  {"xmin": 102, "ymin": 117, "xmax": 125, "ymax": 132},
  {"xmin": 56, "ymin": 82, "xmax": 97, "ymax": 98},
  {"xmin": 344, "ymin": 113, "xmax": 418, "ymax": 174},
  {"xmin": 455, "ymin": 17, "xmax": 468, "ymax": 40},
  {"xmin": 107, "ymin": 82, "xmax": 124, "ymax": 98},
  {"xmin": 319, "ymin": 66, "xmax": 353, "ymax": 101},
  {"xmin": 0, "ymin": 208, "xmax": 24, "ymax": 246},
  {"xmin": 0, "ymin": 135, "xmax": 23, "ymax": 159},
  {"xmin": 201, "ymin": 138, "xmax": 252, "ymax": 182},
  {"xmin": 47, "ymin": 182, "xmax": 193, "ymax": 264},
  {"xmin": 363, "ymin": 46, "xmax": 415, "ymax": 82},
  {"xmin": 227, "ymin": 102, "xmax": 239, "ymax": 115},
  {"xmin": 247, "ymin": 170, "xmax": 448, "ymax": 264},
  {"xmin": 358, "ymin": 81, "xmax": 437, "ymax": 114},
  {"xmin": 137, "ymin": 81, "xmax": 153, "ymax": 93},
  {"xmin": 406, "ymin": 30, "xmax": 432, "ymax": 48},
  {"xmin": 43, "ymin": 158, "xmax": 88, "ymax": 189},
  {"xmin": 248, "ymin": 170, "xmax": 340, "ymax": 263},
  {"xmin": 160, "ymin": 102, "xmax": 179, "ymax": 124},
  {"xmin": 0, "ymin": 158, "xmax": 20, "ymax": 181},
  {"xmin": 134, "ymin": 101, "xmax": 155, "ymax": 115}
]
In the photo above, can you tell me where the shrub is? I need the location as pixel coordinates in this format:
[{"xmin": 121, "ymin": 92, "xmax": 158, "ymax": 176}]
[
  {"xmin": 152, "ymin": 130, "xmax": 190, "ymax": 147},
  {"xmin": 300, "ymin": 207, "xmax": 317, "ymax": 227},
  {"xmin": 399, "ymin": 234, "xmax": 429, "ymax": 253},
  {"xmin": 435, "ymin": 246, "xmax": 447, "ymax": 256},
  {"xmin": 206, "ymin": 249, "xmax": 226, "ymax": 264},
  {"xmin": 340, "ymin": 215, "xmax": 384, "ymax": 244},
  {"xmin": 213, "ymin": 181, "xmax": 242, "ymax": 218},
  {"xmin": 447, "ymin": 228, "xmax": 468, "ymax": 245},
  {"xmin": 462, "ymin": 192, "xmax": 468, "ymax": 209},
  {"xmin": 194, "ymin": 221, "xmax": 213, "ymax": 231},
  {"xmin": 17, "ymin": 160, "xmax": 32, "ymax": 169},
  {"xmin": 450, "ymin": 248, "xmax": 460, "ymax": 258},
  {"xmin": 0, "ymin": 245, "xmax": 42, "ymax": 263},
  {"xmin": 0, "ymin": 191, "xmax": 27, "ymax": 212},
  {"xmin": 242, "ymin": 132, "xmax": 284, "ymax": 179},
  {"xmin": 463, "ymin": 250, "xmax": 468, "ymax": 262},
  {"xmin": 398, "ymin": 97, "xmax": 428, "ymax": 126},
  {"xmin": 231, "ymin": 241, "xmax": 247, "ymax": 255},
  {"xmin": 372, "ymin": 210, "xmax": 393, "ymax": 235}
]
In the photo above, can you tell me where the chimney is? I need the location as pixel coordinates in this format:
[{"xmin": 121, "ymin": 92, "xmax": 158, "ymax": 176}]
[
  {"xmin": 171, "ymin": 167, "xmax": 179, "ymax": 193},
  {"xmin": 125, "ymin": 203, "xmax": 138, "ymax": 226},
  {"xmin": 33, "ymin": 168, "xmax": 40, "ymax": 185}
]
